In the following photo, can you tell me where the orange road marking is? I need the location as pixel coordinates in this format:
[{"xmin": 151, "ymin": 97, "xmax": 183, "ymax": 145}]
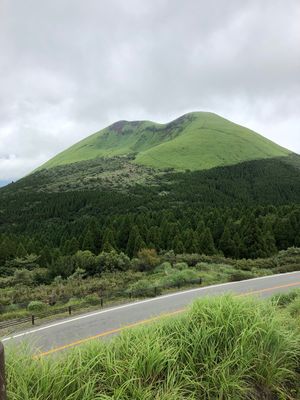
[
  {"xmin": 33, "ymin": 308, "xmax": 185, "ymax": 358},
  {"xmin": 33, "ymin": 280, "xmax": 300, "ymax": 358},
  {"xmin": 237, "ymin": 280, "xmax": 300, "ymax": 297}
]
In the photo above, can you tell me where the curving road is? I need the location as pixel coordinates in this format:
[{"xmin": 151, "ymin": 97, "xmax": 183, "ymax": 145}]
[{"xmin": 2, "ymin": 271, "xmax": 300, "ymax": 356}]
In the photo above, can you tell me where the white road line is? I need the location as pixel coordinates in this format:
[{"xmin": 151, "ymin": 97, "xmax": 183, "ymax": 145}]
[{"xmin": 2, "ymin": 271, "xmax": 299, "ymax": 342}]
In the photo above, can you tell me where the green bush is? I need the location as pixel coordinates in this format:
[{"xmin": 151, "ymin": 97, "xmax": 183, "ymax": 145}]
[
  {"xmin": 161, "ymin": 269, "xmax": 199, "ymax": 288},
  {"xmin": 27, "ymin": 301, "xmax": 47, "ymax": 312},
  {"xmin": 175, "ymin": 253, "xmax": 202, "ymax": 266},
  {"xmin": 273, "ymin": 263, "xmax": 300, "ymax": 273},
  {"xmin": 229, "ymin": 270, "xmax": 255, "ymax": 282},
  {"xmin": 84, "ymin": 294, "xmax": 100, "ymax": 306},
  {"xmin": 195, "ymin": 261, "xmax": 210, "ymax": 271},
  {"xmin": 153, "ymin": 261, "xmax": 172, "ymax": 274},
  {"xmin": 0, "ymin": 309, "xmax": 29, "ymax": 322},
  {"xmin": 173, "ymin": 262, "xmax": 188, "ymax": 270},
  {"xmin": 5, "ymin": 304, "xmax": 20, "ymax": 312},
  {"xmin": 66, "ymin": 297, "xmax": 83, "ymax": 306},
  {"xmin": 127, "ymin": 279, "xmax": 161, "ymax": 297}
]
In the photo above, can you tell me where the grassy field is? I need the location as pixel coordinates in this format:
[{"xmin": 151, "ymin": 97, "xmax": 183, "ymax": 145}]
[
  {"xmin": 6, "ymin": 293, "xmax": 300, "ymax": 399},
  {"xmin": 38, "ymin": 112, "xmax": 290, "ymax": 171}
]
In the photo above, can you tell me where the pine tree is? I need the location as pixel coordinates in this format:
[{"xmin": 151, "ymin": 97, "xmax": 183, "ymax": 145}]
[
  {"xmin": 101, "ymin": 228, "xmax": 117, "ymax": 252},
  {"xmin": 117, "ymin": 215, "xmax": 132, "ymax": 250},
  {"xmin": 219, "ymin": 226, "xmax": 236, "ymax": 258},
  {"xmin": 82, "ymin": 230, "xmax": 96, "ymax": 254},
  {"xmin": 0, "ymin": 237, "xmax": 16, "ymax": 262},
  {"xmin": 126, "ymin": 226, "xmax": 145, "ymax": 257},
  {"xmin": 39, "ymin": 245, "xmax": 53, "ymax": 266},
  {"xmin": 240, "ymin": 218, "xmax": 269, "ymax": 258},
  {"xmin": 133, "ymin": 235, "xmax": 146, "ymax": 256},
  {"xmin": 199, "ymin": 228, "xmax": 216, "ymax": 255},
  {"xmin": 16, "ymin": 243, "xmax": 27, "ymax": 257},
  {"xmin": 63, "ymin": 238, "xmax": 79, "ymax": 255},
  {"xmin": 172, "ymin": 235, "xmax": 185, "ymax": 254},
  {"xmin": 146, "ymin": 226, "xmax": 160, "ymax": 250},
  {"xmin": 183, "ymin": 229, "xmax": 195, "ymax": 253}
]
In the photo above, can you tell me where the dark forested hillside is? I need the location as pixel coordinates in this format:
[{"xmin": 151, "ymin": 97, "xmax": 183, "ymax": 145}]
[{"xmin": 0, "ymin": 155, "xmax": 300, "ymax": 276}]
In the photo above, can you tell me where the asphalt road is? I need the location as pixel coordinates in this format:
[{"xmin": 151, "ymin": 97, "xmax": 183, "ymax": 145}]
[{"xmin": 2, "ymin": 271, "xmax": 300, "ymax": 356}]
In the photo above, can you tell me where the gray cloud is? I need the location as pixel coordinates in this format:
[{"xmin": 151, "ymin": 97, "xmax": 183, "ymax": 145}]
[{"xmin": 0, "ymin": 0, "xmax": 299, "ymax": 180}]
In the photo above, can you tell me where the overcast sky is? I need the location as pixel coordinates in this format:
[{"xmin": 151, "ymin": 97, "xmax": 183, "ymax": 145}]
[{"xmin": 0, "ymin": 0, "xmax": 299, "ymax": 181}]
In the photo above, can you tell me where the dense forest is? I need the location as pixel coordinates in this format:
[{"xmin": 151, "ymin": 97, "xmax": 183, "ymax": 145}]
[{"xmin": 0, "ymin": 155, "xmax": 300, "ymax": 283}]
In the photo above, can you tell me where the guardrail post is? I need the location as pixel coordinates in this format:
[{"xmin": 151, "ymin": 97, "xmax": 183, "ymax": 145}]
[
  {"xmin": 31, "ymin": 315, "xmax": 35, "ymax": 325},
  {"xmin": 68, "ymin": 306, "xmax": 72, "ymax": 315},
  {"xmin": 100, "ymin": 298, "xmax": 103, "ymax": 308},
  {"xmin": 0, "ymin": 342, "xmax": 7, "ymax": 400}
]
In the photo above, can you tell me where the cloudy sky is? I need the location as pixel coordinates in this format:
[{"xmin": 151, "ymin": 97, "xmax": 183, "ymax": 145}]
[{"xmin": 0, "ymin": 0, "xmax": 299, "ymax": 181}]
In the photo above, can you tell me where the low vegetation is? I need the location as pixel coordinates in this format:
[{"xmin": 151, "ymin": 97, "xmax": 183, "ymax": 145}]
[
  {"xmin": 1, "ymin": 248, "xmax": 299, "ymax": 323},
  {"xmin": 6, "ymin": 293, "xmax": 300, "ymax": 399}
]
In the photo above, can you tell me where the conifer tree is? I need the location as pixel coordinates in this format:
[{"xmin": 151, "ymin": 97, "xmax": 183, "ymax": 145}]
[
  {"xmin": 39, "ymin": 245, "xmax": 53, "ymax": 266},
  {"xmin": 219, "ymin": 225, "xmax": 236, "ymax": 258},
  {"xmin": 16, "ymin": 243, "xmax": 27, "ymax": 257},
  {"xmin": 199, "ymin": 227, "xmax": 216, "ymax": 255},
  {"xmin": 126, "ymin": 226, "xmax": 145, "ymax": 257},
  {"xmin": 82, "ymin": 230, "xmax": 96, "ymax": 254},
  {"xmin": 173, "ymin": 235, "xmax": 185, "ymax": 254},
  {"xmin": 102, "ymin": 228, "xmax": 117, "ymax": 251}
]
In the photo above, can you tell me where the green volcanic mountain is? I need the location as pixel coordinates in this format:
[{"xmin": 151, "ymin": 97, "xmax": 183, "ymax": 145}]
[
  {"xmin": 0, "ymin": 111, "xmax": 300, "ymax": 266},
  {"xmin": 39, "ymin": 112, "xmax": 290, "ymax": 172}
]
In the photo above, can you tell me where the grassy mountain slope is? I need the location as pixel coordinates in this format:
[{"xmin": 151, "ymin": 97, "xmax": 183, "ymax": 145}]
[{"xmin": 39, "ymin": 112, "xmax": 291, "ymax": 171}]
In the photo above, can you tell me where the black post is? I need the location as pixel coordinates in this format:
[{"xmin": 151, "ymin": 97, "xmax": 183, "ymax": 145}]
[
  {"xmin": 68, "ymin": 306, "xmax": 72, "ymax": 315},
  {"xmin": 0, "ymin": 342, "xmax": 7, "ymax": 400},
  {"xmin": 154, "ymin": 287, "xmax": 157, "ymax": 297},
  {"xmin": 100, "ymin": 298, "xmax": 103, "ymax": 308},
  {"xmin": 31, "ymin": 315, "xmax": 35, "ymax": 325}
]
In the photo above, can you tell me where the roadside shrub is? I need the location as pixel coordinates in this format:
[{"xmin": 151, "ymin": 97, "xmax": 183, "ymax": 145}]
[
  {"xmin": 137, "ymin": 248, "xmax": 160, "ymax": 270},
  {"xmin": 0, "ymin": 309, "xmax": 30, "ymax": 322},
  {"xmin": 273, "ymin": 263, "xmax": 300, "ymax": 273},
  {"xmin": 229, "ymin": 270, "xmax": 255, "ymax": 282},
  {"xmin": 195, "ymin": 262, "xmax": 212, "ymax": 271},
  {"xmin": 175, "ymin": 253, "xmax": 202, "ymax": 266},
  {"xmin": 97, "ymin": 251, "xmax": 131, "ymax": 273},
  {"xmin": 27, "ymin": 300, "xmax": 47, "ymax": 312},
  {"xmin": 154, "ymin": 261, "xmax": 172, "ymax": 274},
  {"xmin": 251, "ymin": 267, "xmax": 271, "ymax": 277},
  {"xmin": 66, "ymin": 297, "xmax": 83, "ymax": 306},
  {"xmin": 127, "ymin": 279, "xmax": 161, "ymax": 297},
  {"xmin": 13, "ymin": 269, "xmax": 33, "ymax": 286},
  {"xmin": 5, "ymin": 304, "xmax": 20, "ymax": 312},
  {"xmin": 174, "ymin": 262, "xmax": 188, "ymax": 270},
  {"xmin": 84, "ymin": 294, "xmax": 100, "ymax": 306},
  {"xmin": 161, "ymin": 269, "xmax": 199, "ymax": 288}
]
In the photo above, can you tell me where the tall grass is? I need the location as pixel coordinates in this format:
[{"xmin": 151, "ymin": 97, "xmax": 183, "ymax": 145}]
[{"xmin": 6, "ymin": 295, "xmax": 300, "ymax": 399}]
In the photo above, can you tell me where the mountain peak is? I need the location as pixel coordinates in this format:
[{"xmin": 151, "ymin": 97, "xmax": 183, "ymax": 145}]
[
  {"xmin": 38, "ymin": 112, "xmax": 291, "ymax": 172},
  {"xmin": 108, "ymin": 120, "xmax": 145, "ymax": 134}
]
